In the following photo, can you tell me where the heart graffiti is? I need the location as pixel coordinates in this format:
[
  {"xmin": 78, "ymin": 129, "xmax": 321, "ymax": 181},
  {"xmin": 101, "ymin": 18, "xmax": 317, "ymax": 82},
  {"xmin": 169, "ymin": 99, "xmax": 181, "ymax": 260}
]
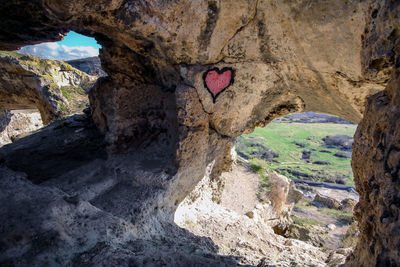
[{"xmin": 203, "ymin": 67, "xmax": 235, "ymax": 103}]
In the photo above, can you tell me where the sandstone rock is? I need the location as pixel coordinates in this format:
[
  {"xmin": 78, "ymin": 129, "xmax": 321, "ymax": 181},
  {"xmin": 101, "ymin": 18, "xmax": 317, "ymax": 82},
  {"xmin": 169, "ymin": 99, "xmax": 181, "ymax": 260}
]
[
  {"xmin": 0, "ymin": 52, "xmax": 96, "ymax": 123},
  {"xmin": 339, "ymin": 198, "xmax": 357, "ymax": 213},
  {"xmin": 287, "ymin": 182, "xmax": 304, "ymax": 204},
  {"xmin": 0, "ymin": 0, "xmax": 398, "ymax": 265},
  {"xmin": 66, "ymin": 57, "xmax": 107, "ymax": 77},
  {"xmin": 285, "ymin": 224, "xmax": 326, "ymax": 248},
  {"xmin": 0, "ymin": 110, "xmax": 43, "ymax": 146},
  {"xmin": 346, "ymin": 67, "xmax": 400, "ymax": 266},
  {"xmin": 267, "ymin": 172, "xmax": 291, "ymax": 213},
  {"xmin": 326, "ymin": 248, "xmax": 354, "ymax": 267},
  {"xmin": 175, "ymin": 166, "xmax": 328, "ymax": 266},
  {"xmin": 313, "ymin": 193, "xmax": 342, "ymax": 210}
]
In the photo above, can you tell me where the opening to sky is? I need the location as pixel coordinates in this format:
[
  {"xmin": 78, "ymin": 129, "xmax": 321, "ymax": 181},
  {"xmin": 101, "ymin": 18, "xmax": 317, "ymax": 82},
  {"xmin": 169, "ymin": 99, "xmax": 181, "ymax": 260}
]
[{"xmin": 17, "ymin": 31, "xmax": 101, "ymax": 61}]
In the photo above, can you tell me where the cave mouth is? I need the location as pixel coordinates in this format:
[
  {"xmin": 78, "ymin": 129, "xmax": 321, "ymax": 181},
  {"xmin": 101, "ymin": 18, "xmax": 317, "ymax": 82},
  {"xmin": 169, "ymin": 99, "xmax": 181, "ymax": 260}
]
[
  {"xmin": 16, "ymin": 31, "xmax": 101, "ymax": 62},
  {"xmin": 0, "ymin": 1, "xmax": 394, "ymax": 266},
  {"xmin": 234, "ymin": 112, "xmax": 359, "ymax": 250},
  {"xmin": 237, "ymin": 112, "xmax": 356, "ymax": 186},
  {"xmin": 0, "ymin": 31, "xmax": 103, "ymax": 126},
  {"xmin": 174, "ymin": 111, "xmax": 361, "ymax": 262}
]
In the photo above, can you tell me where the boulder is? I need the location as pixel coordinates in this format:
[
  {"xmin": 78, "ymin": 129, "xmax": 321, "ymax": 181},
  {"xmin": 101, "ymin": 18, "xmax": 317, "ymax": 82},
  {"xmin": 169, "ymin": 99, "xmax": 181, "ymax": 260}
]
[
  {"xmin": 334, "ymin": 151, "xmax": 352, "ymax": 159},
  {"xmin": 287, "ymin": 182, "xmax": 304, "ymax": 204},
  {"xmin": 313, "ymin": 193, "xmax": 341, "ymax": 209},
  {"xmin": 301, "ymin": 150, "xmax": 311, "ymax": 160},
  {"xmin": 339, "ymin": 198, "xmax": 358, "ymax": 213},
  {"xmin": 323, "ymin": 135, "xmax": 353, "ymax": 150},
  {"xmin": 285, "ymin": 224, "xmax": 326, "ymax": 248}
]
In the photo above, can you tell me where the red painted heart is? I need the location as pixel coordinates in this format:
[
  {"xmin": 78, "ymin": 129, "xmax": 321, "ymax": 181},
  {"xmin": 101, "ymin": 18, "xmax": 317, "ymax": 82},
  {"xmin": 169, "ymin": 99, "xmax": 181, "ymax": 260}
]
[{"xmin": 203, "ymin": 67, "xmax": 235, "ymax": 103}]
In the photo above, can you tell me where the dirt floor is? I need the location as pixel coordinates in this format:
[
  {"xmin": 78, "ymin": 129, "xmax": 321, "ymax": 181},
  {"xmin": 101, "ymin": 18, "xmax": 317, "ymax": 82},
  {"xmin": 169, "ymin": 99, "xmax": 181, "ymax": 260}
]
[{"xmin": 220, "ymin": 163, "xmax": 261, "ymax": 215}]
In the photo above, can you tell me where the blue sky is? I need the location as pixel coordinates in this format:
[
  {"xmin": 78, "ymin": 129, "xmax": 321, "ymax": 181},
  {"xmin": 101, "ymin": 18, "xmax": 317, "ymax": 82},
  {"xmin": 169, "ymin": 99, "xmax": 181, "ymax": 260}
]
[
  {"xmin": 58, "ymin": 31, "xmax": 101, "ymax": 49},
  {"xmin": 17, "ymin": 31, "xmax": 102, "ymax": 61}
]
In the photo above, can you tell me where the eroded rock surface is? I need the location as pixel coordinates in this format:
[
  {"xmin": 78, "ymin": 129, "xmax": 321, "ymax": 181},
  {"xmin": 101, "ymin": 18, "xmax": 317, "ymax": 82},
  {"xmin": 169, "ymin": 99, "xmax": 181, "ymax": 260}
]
[
  {"xmin": 66, "ymin": 57, "xmax": 107, "ymax": 77},
  {"xmin": 0, "ymin": 0, "xmax": 398, "ymax": 266},
  {"xmin": 0, "ymin": 110, "xmax": 43, "ymax": 146},
  {"xmin": 347, "ymin": 67, "xmax": 400, "ymax": 266}
]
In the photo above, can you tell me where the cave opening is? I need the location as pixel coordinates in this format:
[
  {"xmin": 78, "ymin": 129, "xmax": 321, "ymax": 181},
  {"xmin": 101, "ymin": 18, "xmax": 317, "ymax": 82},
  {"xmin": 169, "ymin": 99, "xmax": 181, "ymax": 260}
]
[
  {"xmin": 176, "ymin": 112, "xmax": 360, "ymax": 257},
  {"xmin": 236, "ymin": 112, "xmax": 359, "ymax": 251},
  {"xmin": 0, "ymin": 31, "xmax": 108, "ymax": 182},
  {"xmin": 0, "ymin": 31, "xmax": 104, "ymax": 139}
]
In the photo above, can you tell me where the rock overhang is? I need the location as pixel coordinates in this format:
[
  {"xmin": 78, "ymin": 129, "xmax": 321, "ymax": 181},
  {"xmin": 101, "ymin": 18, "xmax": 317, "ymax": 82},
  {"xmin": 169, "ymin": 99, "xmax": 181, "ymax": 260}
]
[{"xmin": 0, "ymin": 0, "xmax": 399, "ymax": 266}]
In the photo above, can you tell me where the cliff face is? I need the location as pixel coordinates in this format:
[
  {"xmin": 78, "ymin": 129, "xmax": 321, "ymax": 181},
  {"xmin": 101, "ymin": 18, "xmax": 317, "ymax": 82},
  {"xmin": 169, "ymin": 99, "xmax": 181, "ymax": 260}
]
[
  {"xmin": 0, "ymin": 52, "xmax": 95, "ymax": 123},
  {"xmin": 0, "ymin": 0, "xmax": 399, "ymax": 266},
  {"xmin": 66, "ymin": 57, "xmax": 107, "ymax": 77},
  {"xmin": 347, "ymin": 65, "xmax": 400, "ymax": 266}
]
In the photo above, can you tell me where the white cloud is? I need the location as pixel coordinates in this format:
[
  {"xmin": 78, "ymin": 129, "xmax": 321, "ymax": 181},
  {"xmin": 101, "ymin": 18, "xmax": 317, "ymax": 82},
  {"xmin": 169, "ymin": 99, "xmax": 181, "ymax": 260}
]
[
  {"xmin": 44, "ymin": 43, "xmax": 60, "ymax": 50},
  {"xmin": 16, "ymin": 42, "xmax": 99, "ymax": 61}
]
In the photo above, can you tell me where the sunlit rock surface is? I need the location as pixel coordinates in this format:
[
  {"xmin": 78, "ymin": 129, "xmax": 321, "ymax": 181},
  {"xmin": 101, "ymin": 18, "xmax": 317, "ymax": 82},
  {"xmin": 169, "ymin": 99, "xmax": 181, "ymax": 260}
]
[{"xmin": 0, "ymin": 110, "xmax": 43, "ymax": 146}]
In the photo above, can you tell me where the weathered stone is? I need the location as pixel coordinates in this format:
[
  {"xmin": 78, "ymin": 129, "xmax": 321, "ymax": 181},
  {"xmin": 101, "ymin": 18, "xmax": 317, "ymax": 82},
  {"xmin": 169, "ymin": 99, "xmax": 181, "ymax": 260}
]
[
  {"xmin": 66, "ymin": 57, "xmax": 107, "ymax": 77},
  {"xmin": 0, "ymin": 0, "xmax": 398, "ymax": 265},
  {"xmin": 346, "ymin": 67, "xmax": 400, "ymax": 266},
  {"xmin": 313, "ymin": 193, "xmax": 341, "ymax": 209},
  {"xmin": 339, "ymin": 198, "xmax": 358, "ymax": 213},
  {"xmin": 288, "ymin": 182, "xmax": 304, "ymax": 204},
  {"xmin": 285, "ymin": 224, "xmax": 326, "ymax": 248},
  {"xmin": 0, "ymin": 110, "xmax": 43, "ymax": 146}
]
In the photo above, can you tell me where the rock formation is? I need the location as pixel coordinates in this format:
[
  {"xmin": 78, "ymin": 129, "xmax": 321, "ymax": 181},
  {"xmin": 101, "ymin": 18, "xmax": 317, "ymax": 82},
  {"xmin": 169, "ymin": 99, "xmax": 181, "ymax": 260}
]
[
  {"xmin": 347, "ymin": 67, "xmax": 400, "ymax": 266},
  {"xmin": 0, "ymin": 52, "xmax": 95, "ymax": 123},
  {"xmin": 0, "ymin": 110, "xmax": 43, "ymax": 146},
  {"xmin": 66, "ymin": 57, "xmax": 107, "ymax": 77},
  {"xmin": 0, "ymin": 0, "xmax": 398, "ymax": 266}
]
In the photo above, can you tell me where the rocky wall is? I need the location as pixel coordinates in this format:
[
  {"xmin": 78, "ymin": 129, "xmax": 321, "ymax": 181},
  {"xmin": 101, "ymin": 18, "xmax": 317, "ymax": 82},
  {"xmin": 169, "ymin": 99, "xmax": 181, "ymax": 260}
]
[{"xmin": 346, "ymin": 65, "xmax": 400, "ymax": 266}]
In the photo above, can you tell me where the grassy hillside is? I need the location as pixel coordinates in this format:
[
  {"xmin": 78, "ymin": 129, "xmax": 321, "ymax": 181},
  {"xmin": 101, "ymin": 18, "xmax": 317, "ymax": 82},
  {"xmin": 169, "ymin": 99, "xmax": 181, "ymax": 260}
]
[{"xmin": 236, "ymin": 122, "xmax": 357, "ymax": 186}]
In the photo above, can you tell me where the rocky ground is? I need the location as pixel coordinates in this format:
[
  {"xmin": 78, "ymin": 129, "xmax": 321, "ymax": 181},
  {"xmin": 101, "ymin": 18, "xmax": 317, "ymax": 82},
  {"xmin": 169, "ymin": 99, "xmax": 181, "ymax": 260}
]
[{"xmin": 175, "ymin": 158, "xmax": 358, "ymax": 266}]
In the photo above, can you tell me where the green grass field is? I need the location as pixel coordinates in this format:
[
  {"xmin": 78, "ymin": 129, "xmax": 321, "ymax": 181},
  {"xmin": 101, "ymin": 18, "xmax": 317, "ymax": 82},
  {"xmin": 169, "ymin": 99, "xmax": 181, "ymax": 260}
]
[{"xmin": 236, "ymin": 122, "xmax": 357, "ymax": 186}]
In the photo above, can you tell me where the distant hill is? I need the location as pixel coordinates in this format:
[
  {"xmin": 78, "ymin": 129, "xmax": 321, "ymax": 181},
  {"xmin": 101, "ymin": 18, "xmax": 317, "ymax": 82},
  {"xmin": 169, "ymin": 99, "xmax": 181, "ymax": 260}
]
[
  {"xmin": 66, "ymin": 57, "xmax": 107, "ymax": 77},
  {"xmin": 274, "ymin": 112, "xmax": 354, "ymax": 124}
]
